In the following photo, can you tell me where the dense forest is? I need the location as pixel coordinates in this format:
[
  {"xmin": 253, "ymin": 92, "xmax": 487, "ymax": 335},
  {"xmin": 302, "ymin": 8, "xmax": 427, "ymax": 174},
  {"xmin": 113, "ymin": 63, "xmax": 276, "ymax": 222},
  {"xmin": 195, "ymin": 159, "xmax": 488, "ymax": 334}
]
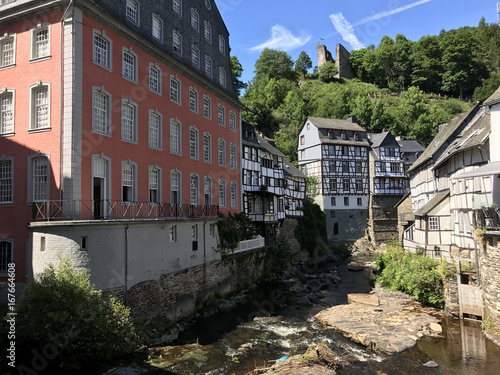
[{"xmin": 232, "ymin": 18, "xmax": 500, "ymax": 164}]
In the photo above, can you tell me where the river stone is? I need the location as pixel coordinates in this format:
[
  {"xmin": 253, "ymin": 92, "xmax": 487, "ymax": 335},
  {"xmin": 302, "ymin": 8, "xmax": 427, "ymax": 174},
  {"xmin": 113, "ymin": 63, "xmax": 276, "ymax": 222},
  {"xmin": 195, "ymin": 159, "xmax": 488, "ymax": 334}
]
[
  {"xmin": 430, "ymin": 323, "xmax": 443, "ymax": 333},
  {"xmin": 347, "ymin": 293, "xmax": 380, "ymax": 306},
  {"xmin": 423, "ymin": 360, "xmax": 439, "ymax": 368},
  {"xmin": 347, "ymin": 262, "xmax": 364, "ymax": 271}
]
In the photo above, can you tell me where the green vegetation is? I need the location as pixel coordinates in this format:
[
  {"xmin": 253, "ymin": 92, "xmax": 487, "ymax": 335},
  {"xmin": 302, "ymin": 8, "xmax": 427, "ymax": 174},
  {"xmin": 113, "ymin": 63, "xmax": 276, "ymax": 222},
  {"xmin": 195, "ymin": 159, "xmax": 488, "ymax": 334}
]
[
  {"xmin": 15, "ymin": 257, "xmax": 137, "ymax": 368},
  {"xmin": 215, "ymin": 212, "xmax": 257, "ymax": 256},
  {"xmin": 295, "ymin": 198, "xmax": 328, "ymax": 257},
  {"xmin": 375, "ymin": 240, "xmax": 448, "ymax": 308}
]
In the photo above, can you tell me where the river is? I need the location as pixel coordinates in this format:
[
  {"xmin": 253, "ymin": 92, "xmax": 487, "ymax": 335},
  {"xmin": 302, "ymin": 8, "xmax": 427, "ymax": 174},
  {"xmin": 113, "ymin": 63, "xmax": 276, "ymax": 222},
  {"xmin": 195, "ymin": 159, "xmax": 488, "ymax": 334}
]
[{"xmin": 131, "ymin": 253, "xmax": 500, "ymax": 375}]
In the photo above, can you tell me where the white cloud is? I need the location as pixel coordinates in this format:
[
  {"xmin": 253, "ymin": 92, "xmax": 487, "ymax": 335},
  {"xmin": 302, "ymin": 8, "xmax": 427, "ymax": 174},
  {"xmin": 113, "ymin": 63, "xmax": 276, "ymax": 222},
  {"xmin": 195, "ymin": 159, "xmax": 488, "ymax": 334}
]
[
  {"xmin": 329, "ymin": 13, "xmax": 365, "ymax": 50},
  {"xmin": 249, "ymin": 25, "xmax": 311, "ymax": 52},
  {"xmin": 355, "ymin": 0, "xmax": 432, "ymax": 26}
]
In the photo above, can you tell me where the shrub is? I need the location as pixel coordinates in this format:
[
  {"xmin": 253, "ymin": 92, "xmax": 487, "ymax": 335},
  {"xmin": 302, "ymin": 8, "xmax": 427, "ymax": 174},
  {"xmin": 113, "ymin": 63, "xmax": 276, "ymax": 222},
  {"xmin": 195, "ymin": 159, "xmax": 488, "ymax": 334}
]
[
  {"xmin": 318, "ymin": 61, "xmax": 339, "ymax": 83},
  {"xmin": 295, "ymin": 198, "xmax": 327, "ymax": 257},
  {"xmin": 15, "ymin": 257, "xmax": 138, "ymax": 368}
]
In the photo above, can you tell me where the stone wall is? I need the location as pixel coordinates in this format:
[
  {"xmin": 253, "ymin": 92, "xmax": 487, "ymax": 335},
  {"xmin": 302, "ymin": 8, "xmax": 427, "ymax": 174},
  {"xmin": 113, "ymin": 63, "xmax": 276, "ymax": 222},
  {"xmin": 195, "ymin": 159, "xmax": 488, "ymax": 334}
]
[
  {"xmin": 396, "ymin": 194, "xmax": 413, "ymax": 242},
  {"xmin": 368, "ymin": 195, "xmax": 403, "ymax": 245},
  {"xmin": 444, "ymin": 276, "xmax": 459, "ymax": 317},
  {"xmin": 325, "ymin": 209, "xmax": 367, "ymax": 242},
  {"xmin": 336, "ymin": 43, "xmax": 355, "ymax": 79},
  {"xmin": 479, "ymin": 239, "xmax": 500, "ymax": 329},
  {"xmin": 317, "ymin": 44, "xmax": 334, "ymax": 68}
]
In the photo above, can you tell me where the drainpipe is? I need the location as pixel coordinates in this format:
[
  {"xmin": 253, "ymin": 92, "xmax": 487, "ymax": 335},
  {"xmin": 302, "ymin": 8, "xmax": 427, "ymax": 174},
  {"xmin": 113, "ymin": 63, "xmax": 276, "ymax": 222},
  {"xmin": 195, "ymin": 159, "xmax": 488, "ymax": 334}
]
[
  {"xmin": 203, "ymin": 221, "xmax": 206, "ymax": 259},
  {"xmin": 124, "ymin": 224, "xmax": 129, "ymax": 306},
  {"xmin": 59, "ymin": 0, "xmax": 75, "ymax": 201}
]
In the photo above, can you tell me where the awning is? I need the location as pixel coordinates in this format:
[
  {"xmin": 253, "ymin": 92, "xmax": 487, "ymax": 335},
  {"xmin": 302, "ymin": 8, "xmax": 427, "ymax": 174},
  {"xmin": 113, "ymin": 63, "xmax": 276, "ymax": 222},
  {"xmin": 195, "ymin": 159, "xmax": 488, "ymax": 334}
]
[
  {"xmin": 452, "ymin": 161, "xmax": 500, "ymax": 179},
  {"xmin": 414, "ymin": 190, "xmax": 450, "ymax": 217}
]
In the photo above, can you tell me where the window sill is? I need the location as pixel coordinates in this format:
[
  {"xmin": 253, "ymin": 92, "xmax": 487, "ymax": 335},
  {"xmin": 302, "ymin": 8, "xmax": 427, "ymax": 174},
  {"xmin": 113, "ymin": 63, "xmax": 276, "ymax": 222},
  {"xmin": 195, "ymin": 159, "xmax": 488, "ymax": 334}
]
[
  {"xmin": 121, "ymin": 138, "xmax": 138, "ymax": 145},
  {"xmin": 0, "ymin": 63, "xmax": 15, "ymax": 70},
  {"xmin": 91, "ymin": 129, "xmax": 112, "ymax": 138},
  {"xmin": 92, "ymin": 60, "xmax": 113, "ymax": 73},
  {"xmin": 0, "ymin": 132, "xmax": 15, "ymax": 137},
  {"xmin": 149, "ymin": 89, "xmax": 162, "ymax": 96},
  {"xmin": 29, "ymin": 55, "xmax": 51, "ymax": 63},
  {"xmin": 122, "ymin": 76, "xmax": 138, "ymax": 85},
  {"xmin": 148, "ymin": 146, "xmax": 163, "ymax": 152},
  {"xmin": 28, "ymin": 127, "xmax": 51, "ymax": 134}
]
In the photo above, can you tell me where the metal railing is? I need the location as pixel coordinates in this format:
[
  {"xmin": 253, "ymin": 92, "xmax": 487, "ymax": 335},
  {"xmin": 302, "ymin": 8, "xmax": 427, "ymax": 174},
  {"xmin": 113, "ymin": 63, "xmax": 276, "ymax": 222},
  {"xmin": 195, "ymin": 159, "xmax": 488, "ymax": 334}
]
[
  {"xmin": 32, "ymin": 200, "xmax": 219, "ymax": 221},
  {"xmin": 473, "ymin": 207, "xmax": 500, "ymax": 229}
]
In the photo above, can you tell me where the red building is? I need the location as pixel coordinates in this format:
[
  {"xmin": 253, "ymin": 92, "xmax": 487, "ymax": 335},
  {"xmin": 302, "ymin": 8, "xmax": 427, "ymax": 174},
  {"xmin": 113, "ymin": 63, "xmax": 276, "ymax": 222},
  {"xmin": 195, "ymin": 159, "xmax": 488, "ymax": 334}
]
[{"xmin": 0, "ymin": 0, "xmax": 242, "ymax": 303}]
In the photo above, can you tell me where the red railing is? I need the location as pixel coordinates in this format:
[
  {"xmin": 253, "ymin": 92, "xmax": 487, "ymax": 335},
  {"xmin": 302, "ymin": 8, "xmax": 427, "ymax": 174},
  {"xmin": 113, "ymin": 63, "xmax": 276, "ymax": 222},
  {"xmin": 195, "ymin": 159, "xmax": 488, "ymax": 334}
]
[{"xmin": 32, "ymin": 200, "xmax": 219, "ymax": 221}]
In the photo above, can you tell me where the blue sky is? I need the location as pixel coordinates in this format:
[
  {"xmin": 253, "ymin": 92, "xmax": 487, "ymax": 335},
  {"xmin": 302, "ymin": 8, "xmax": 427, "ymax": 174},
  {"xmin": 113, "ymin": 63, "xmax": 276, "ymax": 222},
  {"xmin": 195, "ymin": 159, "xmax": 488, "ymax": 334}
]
[{"xmin": 215, "ymin": 0, "xmax": 499, "ymax": 87}]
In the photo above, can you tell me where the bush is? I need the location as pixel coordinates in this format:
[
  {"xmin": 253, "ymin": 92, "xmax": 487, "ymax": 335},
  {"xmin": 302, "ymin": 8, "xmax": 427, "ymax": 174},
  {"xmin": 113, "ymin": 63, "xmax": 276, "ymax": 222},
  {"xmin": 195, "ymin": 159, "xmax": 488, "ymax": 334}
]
[
  {"xmin": 318, "ymin": 61, "xmax": 339, "ymax": 83},
  {"xmin": 15, "ymin": 257, "xmax": 138, "ymax": 368},
  {"xmin": 295, "ymin": 198, "xmax": 327, "ymax": 257},
  {"xmin": 376, "ymin": 241, "xmax": 445, "ymax": 308}
]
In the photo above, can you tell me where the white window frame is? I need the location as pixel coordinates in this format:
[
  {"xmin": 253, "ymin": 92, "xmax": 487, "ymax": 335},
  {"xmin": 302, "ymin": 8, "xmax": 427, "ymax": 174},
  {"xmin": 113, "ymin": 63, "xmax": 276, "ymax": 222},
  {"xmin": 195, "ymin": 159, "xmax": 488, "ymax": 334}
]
[
  {"xmin": 173, "ymin": 0, "xmax": 182, "ymax": 16},
  {"xmin": 93, "ymin": 29, "xmax": 112, "ymax": 71},
  {"xmin": 148, "ymin": 165, "xmax": 161, "ymax": 204},
  {"xmin": 219, "ymin": 178, "xmax": 226, "ymax": 208},
  {"xmin": 219, "ymin": 67, "xmax": 226, "ymax": 88},
  {"xmin": 190, "ymin": 173, "xmax": 199, "ymax": 205},
  {"xmin": 121, "ymin": 160, "xmax": 137, "ymax": 203},
  {"xmin": 169, "ymin": 225, "xmax": 177, "ymax": 242},
  {"xmin": 230, "ymin": 143, "xmax": 237, "ymax": 170},
  {"xmin": 203, "ymin": 132, "xmax": 212, "ymax": 163},
  {"xmin": 204, "ymin": 21, "xmax": 212, "ymax": 43},
  {"xmin": 218, "ymin": 138, "xmax": 226, "ymax": 167},
  {"xmin": 230, "ymin": 181, "xmax": 237, "ymax": 208},
  {"xmin": 126, "ymin": 0, "xmax": 140, "ymax": 25},
  {"xmin": 122, "ymin": 47, "xmax": 138, "ymax": 83},
  {"xmin": 148, "ymin": 109, "xmax": 162, "ymax": 150},
  {"xmin": 173, "ymin": 30, "xmax": 182, "ymax": 55},
  {"xmin": 170, "ymin": 118, "xmax": 181, "ymax": 155},
  {"xmin": 0, "ymin": 157, "xmax": 13, "ymax": 204},
  {"xmin": 218, "ymin": 34, "xmax": 225, "ymax": 55},
  {"xmin": 29, "ymin": 81, "xmax": 50, "ymax": 131},
  {"xmin": 152, "ymin": 14, "xmax": 163, "ymax": 42},
  {"xmin": 170, "ymin": 169, "xmax": 181, "ymax": 205},
  {"xmin": 203, "ymin": 94, "xmax": 211, "ymax": 119},
  {"xmin": 229, "ymin": 110, "xmax": 236, "ymax": 132},
  {"xmin": 189, "ymin": 87, "xmax": 198, "ymax": 113},
  {"xmin": 121, "ymin": 98, "xmax": 138, "ymax": 143},
  {"xmin": 0, "ymin": 33, "xmax": 16, "ymax": 68},
  {"xmin": 204, "ymin": 176, "xmax": 212, "ymax": 205},
  {"xmin": 27, "ymin": 153, "xmax": 50, "ymax": 203},
  {"xmin": 30, "ymin": 23, "xmax": 50, "ymax": 61},
  {"xmin": 0, "ymin": 88, "xmax": 14, "ymax": 135},
  {"xmin": 217, "ymin": 103, "xmax": 225, "ymax": 126},
  {"xmin": 170, "ymin": 75, "xmax": 181, "ymax": 104},
  {"xmin": 0, "ymin": 238, "xmax": 14, "ymax": 275},
  {"xmin": 149, "ymin": 62, "xmax": 162, "ymax": 95},
  {"xmin": 92, "ymin": 86, "xmax": 111, "ymax": 136},
  {"xmin": 205, "ymin": 55, "xmax": 212, "ymax": 77},
  {"xmin": 191, "ymin": 45, "xmax": 200, "ymax": 69},
  {"xmin": 191, "ymin": 8, "xmax": 199, "ymax": 31},
  {"xmin": 428, "ymin": 217, "xmax": 440, "ymax": 231}
]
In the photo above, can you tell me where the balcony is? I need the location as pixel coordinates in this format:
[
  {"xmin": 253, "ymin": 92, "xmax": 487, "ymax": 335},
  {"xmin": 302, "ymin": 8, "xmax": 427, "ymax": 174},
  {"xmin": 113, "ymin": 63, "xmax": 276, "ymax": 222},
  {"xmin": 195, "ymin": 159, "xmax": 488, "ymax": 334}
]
[
  {"xmin": 32, "ymin": 200, "xmax": 220, "ymax": 221},
  {"xmin": 473, "ymin": 207, "xmax": 500, "ymax": 230},
  {"xmin": 373, "ymin": 185, "xmax": 408, "ymax": 195}
]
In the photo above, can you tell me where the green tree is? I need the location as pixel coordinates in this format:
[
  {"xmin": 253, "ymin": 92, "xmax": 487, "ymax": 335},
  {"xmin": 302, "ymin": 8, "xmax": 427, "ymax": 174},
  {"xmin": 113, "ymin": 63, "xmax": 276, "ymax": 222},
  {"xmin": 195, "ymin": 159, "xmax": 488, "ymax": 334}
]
[
  {"xmin": 295, "ymin": 198, "xmax": 327, "ymax": 257},
  {"xmin": 318, "ymin": 61, "xmax": 338, "ymax": 83},
  {"xmin": 473, "ymin": 71, "xmax": 500, "ymax": 102},
  {"xmin": 294, "ymin": 51, "xmax": 313, "ymax": 77},
  {"xmin": 411, "ymin": 35, "xmax": 443, "ymax": 93},
  {"xmin": 253, "ymin": 48, "xmax": 296, "ymax": 82},
  {"xmin": 230, "ymin": 55, "xmax": 248, "ymax": 97},
  {"xmin": 16, "ymin": 258, "xmax": 138, "ymax": 368}
]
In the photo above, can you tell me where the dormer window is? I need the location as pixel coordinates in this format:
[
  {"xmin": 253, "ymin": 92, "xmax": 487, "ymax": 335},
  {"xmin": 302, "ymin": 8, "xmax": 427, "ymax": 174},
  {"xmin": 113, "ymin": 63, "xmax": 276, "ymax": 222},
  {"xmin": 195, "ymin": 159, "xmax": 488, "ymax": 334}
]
[
  {"xmin": 328, "ymin": 130, "xmax": 334, "ymax": 140},
  {"xmin": 341, "ymin": 131, "xmax": 347, "ymax": 140},
  {"xmin": 354, "ymin": 132, "xmax": 359, "ymax": 141}
]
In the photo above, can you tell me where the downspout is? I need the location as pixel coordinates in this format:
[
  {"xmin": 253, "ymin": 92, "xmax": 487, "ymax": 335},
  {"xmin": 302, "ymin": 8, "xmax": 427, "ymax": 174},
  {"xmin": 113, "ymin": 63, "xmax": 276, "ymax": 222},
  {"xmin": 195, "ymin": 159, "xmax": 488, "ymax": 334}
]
[
  {"xmin": 59, "ymin": 0, "xmax": 75, "ymax": 201},
  {"xmin": 124, "ymin": 223, "xmax": 129, "ymax": 306}
]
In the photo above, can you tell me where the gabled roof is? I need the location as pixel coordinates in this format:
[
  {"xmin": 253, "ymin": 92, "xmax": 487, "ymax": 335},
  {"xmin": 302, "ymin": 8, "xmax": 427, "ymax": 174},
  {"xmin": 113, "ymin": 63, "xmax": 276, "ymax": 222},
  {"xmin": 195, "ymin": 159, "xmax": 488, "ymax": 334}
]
[
  {"xmin": 242, "ymin": 121, "xmax": 261, "ymax": 147},
  {"xmin": 483, "ymin": 86, "xmax": 500, "ymax": 107},
  {"xmin": 308, "ymin": 117, "xmax": 366, "ymax": 132},
  {"xmin": 367, "ymin": 131, "xmax": 398, "ymax": 148},
  {"xmin": 256, "ymin": 133, "xmax": 286, "ymax": 158},
  {"xmin": 407, "ymin": 104, "xmax": 480, "ymax": 174},
  {"xmin": 398, "ymin": 140, "xmax": 425, "ymax": 154},
  {"xmin": 414, "ymin": 190, "xmax": 450, "ymax": 217},
  {"xmin": 283, "ymin": 158, "xmax": 306, "ymax": 179}
]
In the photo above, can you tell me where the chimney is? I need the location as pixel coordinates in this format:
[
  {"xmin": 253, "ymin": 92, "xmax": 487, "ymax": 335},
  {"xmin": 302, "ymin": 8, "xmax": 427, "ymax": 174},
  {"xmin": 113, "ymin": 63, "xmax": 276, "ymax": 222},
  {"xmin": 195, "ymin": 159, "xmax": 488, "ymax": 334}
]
[
  {"xmin": 347, "ymin": 115, "xmax": 358, "ymax": 124},
  {"xmin": 395, "ymin": 135, "xmax": 405, "ymax": 141}
]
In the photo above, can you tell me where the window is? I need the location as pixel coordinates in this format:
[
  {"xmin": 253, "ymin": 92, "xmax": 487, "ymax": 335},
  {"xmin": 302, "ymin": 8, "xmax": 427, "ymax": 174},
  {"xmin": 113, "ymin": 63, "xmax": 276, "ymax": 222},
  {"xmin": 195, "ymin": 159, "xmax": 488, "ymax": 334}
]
[
  {"xmin": 173, "ymin": 31, "xmax": 182, "ymax": 55},
  {"xmin": 219, "ymin": 179, "xmax": 226, "ymax": 207},
  {"xmin": 354, "ymin": 147, "xmax": 361, "ymax": 157},
  {"xmin": 328, "ymin": 130, "xmax": 333, "ymax": 139},
  {"xmin": 149, "ymin": 167, "xmax": 160, "ymax": 204},
  {"xmin": 30, "ymin": 155, "xmax": 49, "ymax": 202},
  {"xmin": 149, "ymin": 63, "xmax": 161, "ymax": 94},
  {"xmin": 170, "ymin": 76, "xmax": 181, "ymax": 103},
  {"xmin": 204, "ymin": 21, "xmax": 212, "ymax": 42},
  {"xmin": 344, "ymin": 197, "xmax": 349, "ymax": 206},
  {"xmin": 170, "ymin": 170, "xmax": 181, "ymax": 204},
  {"xmin": 126, "ymin": 0, "xmax": 139, "ymax": 24},
  {"xmin": 330, "ymin": 197, "xmax": 336, "ymax": 206},
  {"xmin": 189, "ymin": 126, "xmax": 199, "ymax": 159},
  {"xmin": 121, "ymin": 161, "xmax": 136, "ymax": 202},
  {"xmin": 0, "ymin": 239, "xmax": 13, "ymax": 274},
  {"xmin": 218, "ymin": 34, "xmax": 225, "ymax": 55},
  {"xmin": 230, "ymin": 181, "xmax": 237, "ymax": 208},
  {"xmin": 189, "ymin": 87, "xmax": 198, "ymax": 112},
  {"xmin": 121, "ymin": 98, "xmax": 137, "ymax": 142},
  {"xmin": 341, "ymin": 131, "xmax": 347, "ymax": 140},
  {"xmin": 203, "ymin": 132, "xmax": 211, "ymax": 163},
  {"xmin": 203, "ymin": 95, "xmax": 211, "ymax": 119},
  {"xmin": 355, "ymin": 161, "xmax": 361, "ymax": 173},
  {"xmin": 229, "ymin": 111, "xmax": 236, "ymax": 131},
  {"xmin": 191, "ymin": 45, "xmax": 200, "ymax": 68},
  {"xmin": 219, "ymin": 67, "xmax": 226, "ymax": 87},
  {"xmin": 80, "ymin": 236, "xmax": 87, "ymax": 251},
  {"xmin": 192, "ymin": 225, "xmax": 198, "ymax": 251},
  {"xmin": 152, "ymin": 14, "xmax": 163, "ymax": 41},
  {"xmin": 342, "ymin": 178, "xmax": 350, "ymax": 191},
  {"xmin": 329, "ymin": 179, "xmax": 337, "ymax": 192},
  {"xmin": 354, "ymin": 132, "xmax": 359, "ymax": 141},
  {"xmin": 0, "ymin": 159, "xmax": 13, "ymax": 204},
  {"xmin": 0, "ymin": 34, "xmax": 15, "ymax": 68},
  {"xmin": 357, "ymin": 197, "xmax": 362, "ymax": 206},
  {"xmin": 230, "ymin": 143, "xmax": 237, "ymax": 170},
  {"xmin": 204, "ymin": 176, "xmax": 212, "ymax": 205},
  {"xmin": 170, "ymin": 119, "xmax": 181, "ymax": 155},
  {"xmin": 328, "ymin": 161, "xmax": 335, "ymax": 173},
  {"xmin": 190, "ymin": 174, "xmax": 199, "ymax": 205},
  {"xmin": 92, "ymin": 86, "xmax": 111, "ymax": 135},
  {"xmin": 29, "ymin": 82, "xmax": 50, "ymax": 131},
  {"xmin": 390, "ymin": 163, "xmax": 400, "ymax": 173},
  {"xmin": 342, "ymin": 161, "xmax": 349, "ymax": 173},
  {"xmin": 93, "ymin": 30, "xmax": 112, "ymax": 70},
  {"xmin": 342, "ymin": 146, "xmax": 348, "ymax": 155},
  {"xmin": 191, "ymin": 8, "xmax": 199, "ymax": 31},
  {"xmin": 218, "ymin": 139, "xmax": 226, "ymax": 166},
  {"xmin": 169, "ymin": 225, "xmax": 177, "ymax": 242},
  {"xmin": 30, "ymin": 24, "xmax": 50, "ymax": 60},
  {"xmin": 356, "ymin": 179, "xmax": 363, "ymax": 191},
  {"xmin": 205, "ymin": 55, "xmax": 212, "ymax": 77},
  {"xmin": 209, "ymin": 223, "xmax": 215, "ymax": 237},
  {"xmin": 122, "ymin": 48, "xmax": 137, "ymax": 82},
  {"xmin": 0, "ymin": 90, "xmax": 14, "ymax": 135},
  {"xmin": 300, "ymin": 135, "xmax": 305, "ymax": 145},
  {"xmin": 173, "ymin": 0, "xmax": 181, "ymax": 16},
  {"xmin": 429, "ymin": 217, "xmax": 439, "ymax": 231},
  {"xmin": 380, "ymin": 162, "xmax": 386, "ymax": 172},
  {"xmin": 218, "ymin": 104, "xmax": 225, "ymax": 126},
  {"xmin": 148, "ymin": 110, "xmax": 162, "ymax": 149},
  {"xmin": 300, "ymin": 150, "xmax": 305, "ymax": 160}
]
